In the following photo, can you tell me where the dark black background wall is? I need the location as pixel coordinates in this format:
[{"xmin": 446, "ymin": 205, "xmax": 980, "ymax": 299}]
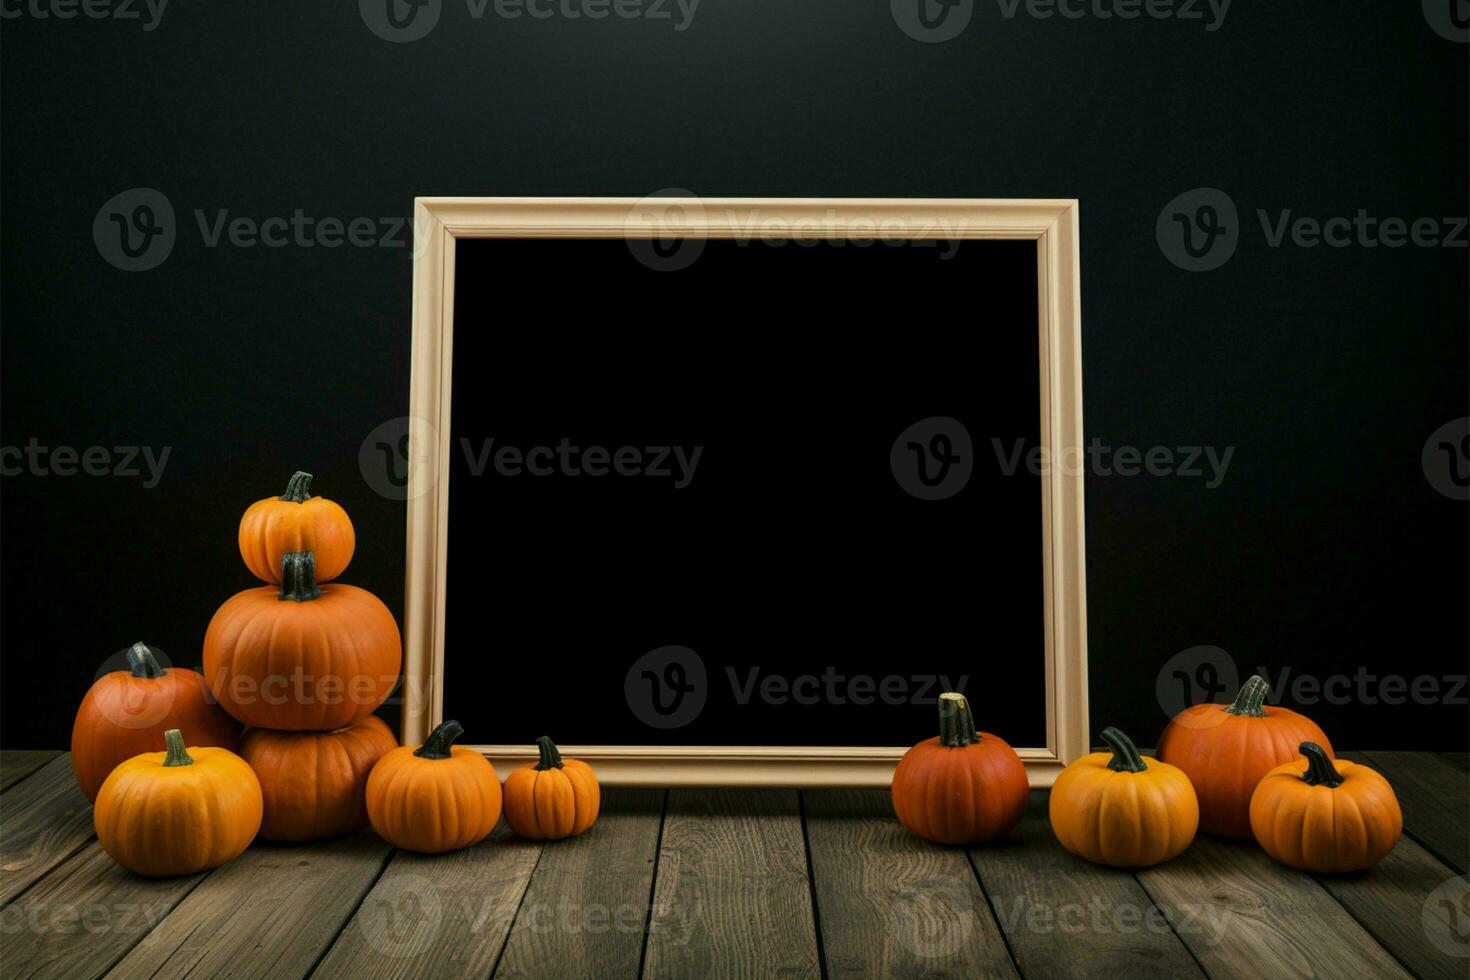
[{"xmin": 2, "ymin": 2, "xmax": 1466, "ymax": 751}]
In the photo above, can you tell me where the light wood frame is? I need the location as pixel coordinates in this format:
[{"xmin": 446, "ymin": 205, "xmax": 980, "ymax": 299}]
[{"xmin": 403, "ymin": 197, "xmax": 1087, "ymax": 787}]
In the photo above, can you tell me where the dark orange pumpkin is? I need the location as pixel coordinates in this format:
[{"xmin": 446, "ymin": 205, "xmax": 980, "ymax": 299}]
[
  {"xmin": 1249, "ymin": 742, "xmax": 1402, "ymax": 872},
  {"xmin": 203, "ymin": 551, "xmax": 401, "ymax": 731},
  {"xmin": 1157, "ymin": 674, "xmax": 1333, "ymax": 838},
  {"xmin": 238, "ymin": 715, "xmax": 397, "ymax": 841},
  {"xmin": 72, "ymin": 642, "xmax": 241, "ymax": 802},
  {"xmin": 366, "ymin": 720, "xmax": 502, "ymax": 853},
  {"xmin": 891, "ymin": 692, "xmax": 1029, "ymax": 845},
  {"xmin": 238, "ymin": 471, "xmax": 355, "ymax": 584},
  {"xmin": 502, "ymin": 737, "xmax": 600, "ymax": 840}
]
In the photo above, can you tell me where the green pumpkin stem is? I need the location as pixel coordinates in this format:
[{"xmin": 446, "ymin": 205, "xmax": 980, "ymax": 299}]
[
  {"xmin": 534, "ymin": 736, "xmax": 564, "ymax": 770},
  {"xmin": 415, "ymin": 720, "xmax": 464, "ymax": 759},
  {"xmin": 278, "ymin": 551, "xmax": 323, "ymax": 602},
  {"xmin": 126, "ymin": 642, "xmax": 165, "ymax": 679},
  {"xmin": 162, "ymin": 729, "xmax": 194, "ymax": 767},
  {"xmin": 1100, "ymin": 726, "xmax": 1149, "ymax": 773},
  {"xmin": 1298, "ymin": 741, "xmax": 1344, "ymax": 788},
  {"xmin": 279, "ymin": 471, "xmax": 314, "ymax": 503},
  {"xmin": 1223, "ymin": 675, "xmax": 1270, "ymax": 717},
  {"xmin": 937, "ymin": 692, "xmax": 979, "ymax": 748}
]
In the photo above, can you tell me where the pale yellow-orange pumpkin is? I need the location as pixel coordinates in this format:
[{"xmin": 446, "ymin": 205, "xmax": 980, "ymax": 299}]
[
  {"xmin": 366, "ymin": 720, "xmax": 501, "ymax": 853},
  {"xmin": 1049, "ymin": 727, "xmax": 1198, "ymax": 867},
  {"xmin": 238, "ymin": 471, "xmax": 355, "ymax": 584},
  {"xmin": 94, "ymin": 729, "xmax": 262, "ymax": 877},
  {"xmin": 503, "ymin": 737, "xmax": 600, "ymax": 840}
]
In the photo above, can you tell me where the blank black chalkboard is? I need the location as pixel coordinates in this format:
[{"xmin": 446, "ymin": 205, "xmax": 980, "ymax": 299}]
[{"xmin": 441, "ymin": 236, "xmax": 1046, "ymax": 749}]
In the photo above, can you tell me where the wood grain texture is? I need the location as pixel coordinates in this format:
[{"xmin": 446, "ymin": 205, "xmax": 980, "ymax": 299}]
[
  {"xmin": 0, "ymin": 754, "xmax": 93, "ymax": 904},
  {"xmin": 0, "ymin": 844, "xmax": 205, "ymax": 980},
  {"xmin": 804, "ymin": 789, "xmax": 1017, "ymax": 980},
  {"xmin": 643, "ymin": 789, "xmax": 820, "ymax": 980},
  {"xmin": 1317, "ymin": 835, "xmax": 1470, "ymax": 980},
  {"xmin": 1442, "ymin": 752, "xmax": 1468, "ymax": 772},
  {"xmin": 1137, "ymin": 835, "xmax": 1410, "ymax": 978},
  {"xmin": 106, "ymin": 830, "xmax": 392, "ymax": 980},
  {"xmin": 492, "ymin": 788, "xmax": 664, "ymax": 980},
  {"xmin": 970, "ymin": 791, "xmax": 1202, "ymax": 979},
  {"xmin": 1354, "ymin": 751, "xmax": 1468, "ymax": 873},
  {"xmin": 313, "ymin": 824, "xmax": 543, "ymax": 980},
  {"xmin": 0, "ymin": 750, "xmax": 63, "ymax": 792}
]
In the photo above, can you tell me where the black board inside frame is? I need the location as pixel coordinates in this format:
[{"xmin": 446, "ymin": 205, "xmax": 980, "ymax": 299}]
[{"xmin": 407, "ymin": 198, "xmax": 1087, "ymax": 785}]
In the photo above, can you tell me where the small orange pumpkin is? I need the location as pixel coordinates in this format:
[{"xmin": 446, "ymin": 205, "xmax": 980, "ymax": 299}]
[
  {"xmin": 1249, "ymin": 741, "xmax": 1402, "ymax": 872},
  {"xmin": 94, "ymin": 729, "xmax": 262, "ymax": 877},
  {"xmin": 503, "ymin": 737, "xmax": 600, "ymax": 840},
  {"xmin": 71, "ymin": 642, "xmax": 241, "ymax": 802},
  {"xmin": 1157, "ymin": 674, "xmax": 1333, "ymax": 838},
  {"xmin": 238, "ymin": 471, "xmax": 355, "ymax": 584},
  {"xmin": 366, "ymin": 720, "xmax": 502, "ymax": 853},
  {"xmin": 1049, "ymin": 726, "xmax": 1198, "ymax": 867},
  {"xmin": 891, "ymin": 692, "xmax": 1029, "ymax": 845},
  {"xmin": 239, "ymin": 716, "xmax": 397, "ymax": 841},
  {"xmin": 203, "ymin": 551, "xmax": 401, "ymax": 731}
]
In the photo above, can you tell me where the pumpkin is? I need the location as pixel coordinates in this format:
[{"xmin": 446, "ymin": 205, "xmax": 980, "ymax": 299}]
[
  {"xmin": 203, "ymin": 551, "xmax": 401, "ymax": 731},
  {"xmin": 1049, "ymin": 726, "xmax": 1198, "ymax": 867},
  {"xmin": 1249, "ymin": 742, "xmax": 1402, "ymax": 872},
  {"xmin": 238, "ymin": 471, "xmax": 355, "ymax": 584},
  {"xmin": 238, "ymin": 715, "xmax": 397, "ymax": 841},
  {"xmin": 94, "ymin": 729, "xmax": 262, "ymax": 877},
  {"xmin": 1156, "ymin": 674, "xmax": 1333, "ymax": 839},
  {"xmin": 366, "ymin": 720, "xmax": 501, "ymax": 853},
  {"xmin": 71, "ymin": 641, "xmax": 242, "ymax": 802},
  {"xmin": 891, "ymin": 692, "xmax": 1029, "ymax": 845},
  {"xmin": 503, "ymin": 737, "xmax": 600, "ymax": 840}
]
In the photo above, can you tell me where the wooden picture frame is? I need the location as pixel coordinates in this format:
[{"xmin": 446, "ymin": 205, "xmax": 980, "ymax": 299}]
[{"xmin": 402, "ymin": 197, "xmax": 1087, "ymax": 787}]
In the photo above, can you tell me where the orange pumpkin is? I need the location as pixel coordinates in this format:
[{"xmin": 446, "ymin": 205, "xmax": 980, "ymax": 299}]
[
  {"xmin": 203, "ymin": 551, "xmax": 401, "ymax": 730},
  {"xmin": 891, "ymin": 692, "xmax": 1029, "ymax": 845},
  {"xmin": 94, "ymin": 729, "xmax": 262, "ymax": 876},
  {"xmin": 71, "ymin": 642, "xmax": 241, "ymax": 802},
  {"xmin": 1250, "ymin": 742, "xmax": 1402, "ymax": 872},
  {"xmin": 1049, "ymin": 726, "xmax": 1198, "ymax": 867},
  {"xmin": 238, "ymin": 716, "xmax": 397, "ymax": 841},
  {"xmin": 503, "ymin": 737, "xmax": 600, "ymax": 840},
  {"xmin": 238, "ymin": 471, "xmax": 355, "ymax": 584},
  {"xmin": 1157, "ymin": 674, "xmax": 1333, "ymax": 838},
  {"xmin": 366, "ymin": 720, "xmax": 502, "ymax": 853}
]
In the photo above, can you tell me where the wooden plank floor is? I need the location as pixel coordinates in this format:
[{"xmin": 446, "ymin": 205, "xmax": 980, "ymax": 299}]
[{"xmin": 0, "ymin": 752, "xmax": 1463, "ymax": 979}]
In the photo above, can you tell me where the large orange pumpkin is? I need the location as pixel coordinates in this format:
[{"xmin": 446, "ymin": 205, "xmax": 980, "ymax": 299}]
[
  {"xmin": 203, "ymin": 551, "xmax": 401, "ymax": 730},
  {"xmin": 1157, "ymin": 674, "xmax": 1333, "ymax": 838},
  {"xmin": 1249, "ymin": 742, "xmax": 1402, "ymax": 872},
  {"xmin": 503, "ymin": 737, "xmax": 600, "ymax": 840},
  {"xmin": 71, "ymin": 642, "xmax": 241, "ymax": 802},
  {"xmin": 891, "ymin": 692, "xmax": 1029, "ymax": 845},
  {"xmin": 238, "ymin": 471, "xmax": 355, "ymax": 584},
  {"xmin": 94, "ymin": 729, "xmax": 262, "ymax": 877},
  {"xmin": 1049, "ymin": 726, "xmax": 1198, "ymax": 867},
  {"xmin": 366, "ymin": 720, "xmax": 502, "ymax": 853},
  {"xmin": 238, "ymin": 716, "xmax": 397, "ymax": 841}
]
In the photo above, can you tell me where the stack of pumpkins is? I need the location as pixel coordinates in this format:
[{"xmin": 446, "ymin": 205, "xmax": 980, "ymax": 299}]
[
  {"xmin": 76, "ymin": 471, "xmax": 601, "ymax": 877},
  {"xmin": 890, "ymin": 678, "xmax": 1403, "ymax": 875}
]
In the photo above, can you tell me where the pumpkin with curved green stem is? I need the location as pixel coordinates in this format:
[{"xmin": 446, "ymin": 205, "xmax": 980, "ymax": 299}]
[
  {"xmin": 238, "ymin": 470, "xmax": 355, "ymax": 583},
  {"xmin": 503, "ymin": 737, "xmax": 600, "ymax": 840},
  {"xmin": 366, "ymin": 720, "xmax": 501, "ymax": 853},
  {"xmin": 1249, "ymin": 742, "xmax": 1401, "ymax": 872}
]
